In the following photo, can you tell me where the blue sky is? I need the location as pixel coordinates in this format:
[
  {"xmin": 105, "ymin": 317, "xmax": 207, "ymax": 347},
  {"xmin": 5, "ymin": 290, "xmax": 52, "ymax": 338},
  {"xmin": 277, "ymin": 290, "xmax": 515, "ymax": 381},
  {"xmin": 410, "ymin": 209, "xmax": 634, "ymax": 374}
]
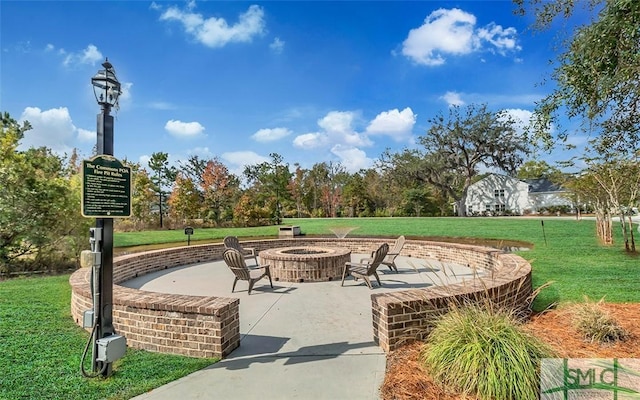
[{"xmin": 1, "ymin": 1, "xmax": 590, "ymax": 175}]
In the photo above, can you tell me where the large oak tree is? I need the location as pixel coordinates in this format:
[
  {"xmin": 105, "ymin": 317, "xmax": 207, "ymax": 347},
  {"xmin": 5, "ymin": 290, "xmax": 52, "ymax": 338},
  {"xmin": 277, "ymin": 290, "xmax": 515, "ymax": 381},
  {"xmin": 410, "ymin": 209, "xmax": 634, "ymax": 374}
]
[
  {"xmin": 383, "ymin": 104, "xmax": 530, "ymax": 216},
  {"xmin": 516, "ymin": 0, "xmax": 640, "ymax": 156}
]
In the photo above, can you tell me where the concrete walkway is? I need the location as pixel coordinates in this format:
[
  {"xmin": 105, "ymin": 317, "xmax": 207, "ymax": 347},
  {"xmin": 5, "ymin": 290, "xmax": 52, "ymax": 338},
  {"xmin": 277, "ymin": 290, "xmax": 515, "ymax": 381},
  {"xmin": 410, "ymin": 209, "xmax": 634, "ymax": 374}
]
[{"xmin": 126, "ymin": 255, "xmax": 478, "ymax": 400}]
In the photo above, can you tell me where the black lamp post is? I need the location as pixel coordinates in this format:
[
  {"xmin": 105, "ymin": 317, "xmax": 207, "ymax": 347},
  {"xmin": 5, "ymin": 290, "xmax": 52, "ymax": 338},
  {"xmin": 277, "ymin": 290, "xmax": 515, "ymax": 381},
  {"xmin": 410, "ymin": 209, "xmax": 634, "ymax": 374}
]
[{"xmin": 91, "ymin": 58, "xmax": 121, "ymax": 377}]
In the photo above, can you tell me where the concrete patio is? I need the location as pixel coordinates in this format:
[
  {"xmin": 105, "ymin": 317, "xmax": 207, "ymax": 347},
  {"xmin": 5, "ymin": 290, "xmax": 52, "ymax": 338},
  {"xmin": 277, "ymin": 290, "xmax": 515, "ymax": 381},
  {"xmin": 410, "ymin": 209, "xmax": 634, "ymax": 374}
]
[{"xmin": 125, "ymin": 254, "xmax": 479, "ymax": 400}]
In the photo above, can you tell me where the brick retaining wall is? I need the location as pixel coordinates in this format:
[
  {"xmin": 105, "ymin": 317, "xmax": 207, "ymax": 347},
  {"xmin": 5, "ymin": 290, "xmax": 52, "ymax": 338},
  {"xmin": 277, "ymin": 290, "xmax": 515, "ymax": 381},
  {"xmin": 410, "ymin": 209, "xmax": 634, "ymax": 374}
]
[
  {"xmin": 69, "ymin": 237, "xmax": 531, "ymax": 358},
  {"xmin": 370, "ymin": 243, "xmax": 532, "ymax": 352}
]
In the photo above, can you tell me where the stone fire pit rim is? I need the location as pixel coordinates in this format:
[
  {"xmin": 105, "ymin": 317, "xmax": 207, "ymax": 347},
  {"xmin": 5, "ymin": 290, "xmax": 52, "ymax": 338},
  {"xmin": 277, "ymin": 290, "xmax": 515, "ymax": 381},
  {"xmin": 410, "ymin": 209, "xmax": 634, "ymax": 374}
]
[{"xmin": 259, "ymin": 246, "xmax": 350, "ymax": 260}]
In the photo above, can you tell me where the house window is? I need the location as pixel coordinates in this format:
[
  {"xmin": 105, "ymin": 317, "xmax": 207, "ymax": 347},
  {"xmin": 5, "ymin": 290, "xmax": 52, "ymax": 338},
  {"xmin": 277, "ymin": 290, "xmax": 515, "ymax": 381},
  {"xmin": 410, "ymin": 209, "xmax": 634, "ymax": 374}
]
[
  {"xmin": 467, "ymin": 205, "xmax": 473, "ymax": 213},
  {"xmin": 485, "ymin": 204, "xmax": 491, "ymax": 212},
  {"xmin": 494, "ymin": 204, "xmax": 505, "ymax": 212},
  {"xmin": 494, "ymin": 189, "xmax": 505, "ymax": 198}
]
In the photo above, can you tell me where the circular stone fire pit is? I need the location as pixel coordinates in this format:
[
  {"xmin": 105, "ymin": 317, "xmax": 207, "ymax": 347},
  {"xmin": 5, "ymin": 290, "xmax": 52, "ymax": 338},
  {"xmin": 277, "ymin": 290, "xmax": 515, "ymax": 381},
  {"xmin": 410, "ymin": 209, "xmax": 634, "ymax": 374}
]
[{"xmin": 259, "ymin": 246, "xmax": 351, "ymax": 282}]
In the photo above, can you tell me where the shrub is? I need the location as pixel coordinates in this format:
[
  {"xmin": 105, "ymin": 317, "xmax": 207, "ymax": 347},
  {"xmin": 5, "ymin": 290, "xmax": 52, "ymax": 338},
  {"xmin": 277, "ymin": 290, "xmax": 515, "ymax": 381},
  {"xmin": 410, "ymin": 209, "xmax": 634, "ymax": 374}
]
[
  {"xmin": 573, "ymin": 297, "xmax": 628, "ymax": 343},
  {"xmin": 420, "ymin": 303, "xmax": 554, "ymax": 400}
]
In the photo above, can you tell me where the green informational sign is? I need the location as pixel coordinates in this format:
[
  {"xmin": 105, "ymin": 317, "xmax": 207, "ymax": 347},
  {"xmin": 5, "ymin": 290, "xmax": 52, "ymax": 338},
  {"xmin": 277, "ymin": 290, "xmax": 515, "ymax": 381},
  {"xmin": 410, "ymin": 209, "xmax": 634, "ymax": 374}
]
[{"xmin": 82, "ymin": 155, "xmax": 132, "ymax": 218}]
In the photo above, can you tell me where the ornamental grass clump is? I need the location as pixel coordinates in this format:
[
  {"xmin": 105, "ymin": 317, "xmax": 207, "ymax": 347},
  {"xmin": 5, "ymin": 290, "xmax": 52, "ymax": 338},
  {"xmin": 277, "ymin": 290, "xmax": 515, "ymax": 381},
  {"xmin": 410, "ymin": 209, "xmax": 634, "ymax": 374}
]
[
  {"xmin": 420, "ymin": 303, "xmax": 554, "ymax": 400},
  {"xmin": 573, "ymin": 297, "xmax": 628, "ymax": 343}
]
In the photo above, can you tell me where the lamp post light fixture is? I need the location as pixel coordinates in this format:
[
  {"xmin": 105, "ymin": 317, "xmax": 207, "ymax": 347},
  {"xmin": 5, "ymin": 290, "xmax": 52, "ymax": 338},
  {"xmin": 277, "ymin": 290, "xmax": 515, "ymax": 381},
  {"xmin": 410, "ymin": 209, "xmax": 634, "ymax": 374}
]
[
  {"xmin": 92, "ymin": 58, "xmax": 122, "ymax": 111},
  {"xmin": 88, "ymin": 58, "xmax": 122, "ymax": 377}
]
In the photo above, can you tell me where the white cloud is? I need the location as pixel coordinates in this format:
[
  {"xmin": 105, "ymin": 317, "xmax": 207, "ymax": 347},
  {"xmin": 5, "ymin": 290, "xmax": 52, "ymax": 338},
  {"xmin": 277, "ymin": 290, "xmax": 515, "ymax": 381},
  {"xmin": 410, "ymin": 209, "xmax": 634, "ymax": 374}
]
[
  {"xmin": 187, "ymin": 146, "xmax": 214, "ymax": 158},
  {"xmin": 330, "ymin": 145, "xmax": 373, "ymax": 173},
  {"xmin": 501, "ymin": 108, "xmax": 533, "ymax": 137},
  {"xmin": 270, "ymin": 37, "xmax": 285, "ymax": 54},
  {"xmin": 294, "ymin": 108, "xmax": 427, "ymax": 152},
  {"xmin": 402, "ymin": 8, "xmax": 476, "ymax": 66},
  {"xmin": 252, "ymin": 127, "xmax": 292, "ymax": 142},
  {"xmin": 293, "ymin": 132, "xmax": 328, "ymax": 150},
  {"xmin": 318, "ymin": 111, "xmax": 371, "ymax": 147},
  {"xmin": 164, "ymin": 119, "xmax": 205, "ymax": 137},
  {"xmin": 139, "ymin": 154, "xmax": 151, "ymax": 167},
  {"xmin": 159, "ymin": 3, "xmax": 265, "ymax": 48},
  {"xmin": 365, "ymin": 107, "xmax": 416, "ymax": 140},
  {"xmin": 441, "ymin": 91, "xmax": 465, "ymax": 106},
  {"xmin": 221, "ymin": 150, "xmax": 269, "ymax": 177},
  {"xmin": 18, "ymin": 107, "xmax": 92, "ymax": 154},
  {"xmin": 476, "ymin": 23, "xmax": 521, "ymax": 54},
  {"xmin": 318, "ymin": 111, "xmax": 355, "ymax": 134},
  {"xmin": 77, "ymin": 128, "xmax": 95, "ymax": 142},
  {"xmin": 119, "ymin": 82, "xmax": 133, "ymax": 102},
  {"xmin": 503, "ymin": 108, "xmax": 533, "ymax": 123},
  {"xmin": 293, "ymin": 111, "xmax": 371, "ymax": 150},
  {"xmin": 401, "ymin": 8, "xmax": 520, "ymax": 66},
  {"xmin": 63, "ymin": 44, "xmax": 103, "ymax": 67},
  {"xmin": 222, "ymin": 150, "xmax": 269, "ymax": 166}
]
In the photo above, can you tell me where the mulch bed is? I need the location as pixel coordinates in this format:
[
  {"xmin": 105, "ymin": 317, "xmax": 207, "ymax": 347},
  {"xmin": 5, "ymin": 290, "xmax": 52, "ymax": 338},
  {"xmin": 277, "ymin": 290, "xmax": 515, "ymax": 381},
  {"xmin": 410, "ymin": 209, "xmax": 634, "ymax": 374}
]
[{"xmin": 381, "ymin": 303, "xmax": 640, "ymax": 400}]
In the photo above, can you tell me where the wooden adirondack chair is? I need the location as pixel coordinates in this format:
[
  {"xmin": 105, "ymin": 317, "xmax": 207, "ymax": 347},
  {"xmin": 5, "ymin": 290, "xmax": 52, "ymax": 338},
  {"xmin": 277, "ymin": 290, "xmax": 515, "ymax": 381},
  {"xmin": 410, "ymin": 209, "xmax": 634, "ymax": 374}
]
[
  {"xmin": 381, "ymin": 235, "xmax": 405, "ymax": 272},
  {"xmin": 223, "ymin": 236, "xmax": 258, "ymax": 266},
  {"xmin": 361, "ymin": 236, "xmax": 406, "ymax": 273},
  {"xmin": 341, "ymin": 243, "xmax": 389, "ymax": 289},
  {"xmin": 223, "ymin": 248, "xmax": 273, "ymax": 295}
]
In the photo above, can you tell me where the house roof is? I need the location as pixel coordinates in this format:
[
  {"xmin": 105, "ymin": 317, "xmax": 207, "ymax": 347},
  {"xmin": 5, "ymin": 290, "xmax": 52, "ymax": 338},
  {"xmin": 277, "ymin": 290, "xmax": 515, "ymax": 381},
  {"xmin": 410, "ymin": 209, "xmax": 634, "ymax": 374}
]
[
  {"xmin": 471, "ymin": 173, "xmax": 566, "ymax": 193},
  {"xmin": 524, "ymin": 178, "xmax": 564, "ymax": 193}
]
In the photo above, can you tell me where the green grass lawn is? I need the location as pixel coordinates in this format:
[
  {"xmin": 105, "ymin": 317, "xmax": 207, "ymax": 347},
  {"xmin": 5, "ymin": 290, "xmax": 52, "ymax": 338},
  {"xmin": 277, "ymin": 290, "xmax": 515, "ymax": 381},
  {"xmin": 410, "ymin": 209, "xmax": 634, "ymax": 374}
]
[
  {"xmin": 1, "ymin": 216, "xmax": 637, "ymax": 399},
  {"xmin": 115, "ymin": 217, "xmax": 554, "ymax": 247},
  {"xmin": 116, "ymin": 217, "xmax": 639, "ymax": 308},
  {"xmin": 0, "ymin": 275, "xmax": 215, "ymax": 400}
]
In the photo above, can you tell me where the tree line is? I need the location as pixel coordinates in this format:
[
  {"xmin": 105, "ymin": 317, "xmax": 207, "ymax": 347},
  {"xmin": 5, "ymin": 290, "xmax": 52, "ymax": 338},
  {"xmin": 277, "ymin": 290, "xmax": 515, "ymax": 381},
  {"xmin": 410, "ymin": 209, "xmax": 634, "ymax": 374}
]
[
  {"xmin": 2, "ymin": 100, "xmax": 636, "ymax": 278},
  {"xmin": 120, "ymin": 104, "xmax": 533, "ymax": 230},
  {"xmin": 2, "ymin": 104, "xmax": 534, "ymax": 274}
]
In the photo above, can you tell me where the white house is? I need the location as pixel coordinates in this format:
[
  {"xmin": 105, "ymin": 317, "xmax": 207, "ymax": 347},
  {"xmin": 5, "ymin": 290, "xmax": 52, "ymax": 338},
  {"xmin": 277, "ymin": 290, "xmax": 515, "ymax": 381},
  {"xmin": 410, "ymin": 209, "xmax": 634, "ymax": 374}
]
[
  {"xmin": 525, "ymin": 177, "xmax": 573, "ymax": 214},
  {"xmin": 464, "ymin": 174, "xmax": 572, "ymax": 215}
]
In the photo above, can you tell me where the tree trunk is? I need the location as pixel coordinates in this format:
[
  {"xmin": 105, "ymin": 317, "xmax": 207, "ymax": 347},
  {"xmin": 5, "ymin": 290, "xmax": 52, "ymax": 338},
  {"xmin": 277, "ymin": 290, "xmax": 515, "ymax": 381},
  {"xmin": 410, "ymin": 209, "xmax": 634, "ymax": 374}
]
[
  {"xmin": 456, "ymin": 186, "xmax": 470, "ymax": 217},
  {"xmin": 628, "ymin": 215, "xmax": 636, "ymax": 253},
  {"xmin": 618, "ymin": 211, "xmax": 630, "ymax": 251},
  {"xmin": 159, "ymin": 191, "xmax": 163, "ymax": 228},
  {"xmin": 595, "ymin": 210, "xmax": 614, "ymax": 245},
  {"xmin": 456, "ymin": 198, "xmax": 465, "ymax": 217},
  {"xmin": 457, "ymin": 179, "xmax": 471, "ymax": 217}
]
